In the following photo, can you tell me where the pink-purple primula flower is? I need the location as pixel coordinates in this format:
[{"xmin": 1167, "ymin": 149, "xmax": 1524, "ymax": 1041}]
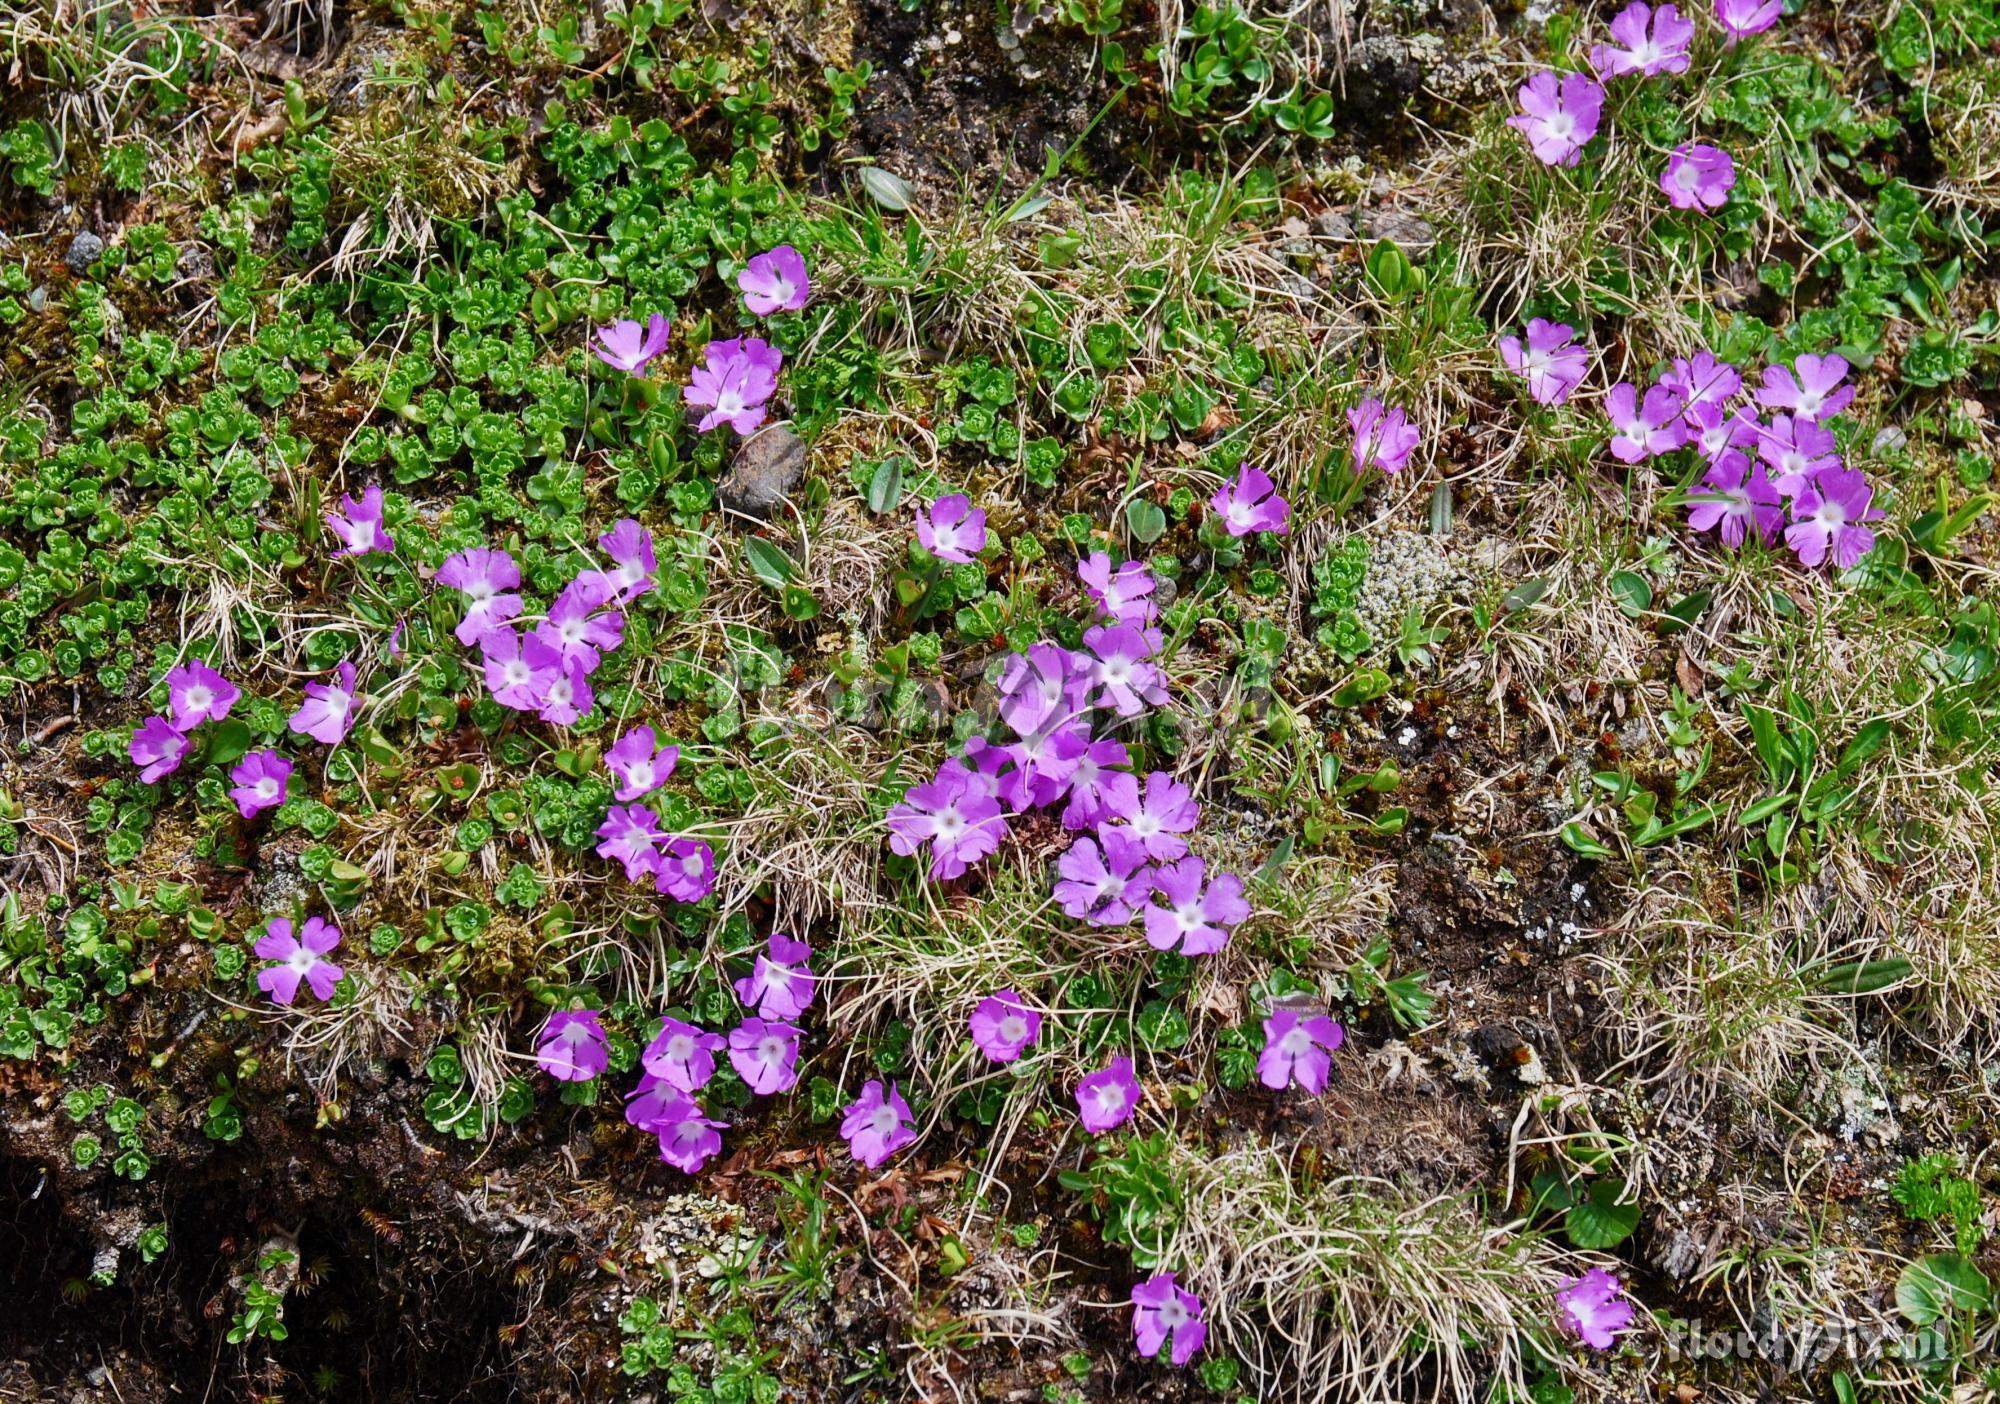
[
  {"xmin": 1785, "ymin": 468, "xmax": 1882, "ymax": 570},
  {"xmin": 437, "ymin": 547, "xmax": 524, "ymax": 647},
  {"xmin": 1556, "ymin": 1268, "xmax": 1635, "ymax": 1350},
  {"xmin": 605, "ymin": 725, "xmax": 679, "ymax": 801},
  {"xmin": 289, "ymin": 660, "xmax": 359, "ymax": 746},
  {"xmin": 968, "ymin": 989, "xmax": 1042, "ymax": 1063},
  {"xmin": 596, "ymin": 803, "xmax": 665, "ymax": 881},
  {"xmin": 1101, "ymin": 770, "xmax": 1200, "ymax": 863},
  {"xmin": 165, "ymin": 659, "xmax": 240, "ymax": 731},
  {"xmin": 642, "ymin": 1018, "xmax": 725, "ymax": 1094},
  {"xmin": 1758, "ymin": 415, "xmax": 1842, "ymax": 497},
  {"xmin": 593, "ymin": 518, "xmax": 658, "ymax": 601},
  {"xmin": 684, "ymin": 337, "xmax": 781, "ymax": 436},
  {"xmin": 886, "ymin": 770, "xmax": 1008, "ymax": 880},
  {"xmin": 1075, "ymin": 1055, "xmax": 1141, "ymax": 1135},
  {"xmin": 1209, "ymin": 464, "xmax": 1290, "ymax": 536},
  {"xmin": 1143, "ymin": 857, "xmax": 1249, "ymax": 956},
  {"xmin": 229, "ymin": 749, "xmax": 292, "ymax": 820},
  {"xmin": 1258, "ymin": 1007, "xmax": 1346, "ymax": 1094},
  {"xmin": 1508, "ymin": 70, "xmax": 1605, "ymax": 167},
  {"xmin": 1757, "ymin": 352, "xmax": 1853, "ymax": 423},
  {"xmin": 1131, "ymin": 1272, "xmax": 1207, "ymax": 1367},
  {"xmin": 130, "ymin": 717, "xmax": 190, "ymax": 784},
  {"xmin": 536, "ymin": 1009, "xmax": 610, "ymax": 1082},
  {"xmin": 326, "ymin": 485, "xmax": 393, "ymax": 557},
  {"xmin": 1591, "ymin": 2, "xmax": 1695, "ymax": 78},
  {"xmin": 1606, "ymin": 382, "xmax": 1689, "ymax": 462},
  {"xmin": 482, "ymin": 630, "xmax": 561, "ymax": 712},
  {"xmin": 1349, "ymin": 397, "xmax": 1421, "ymax": 476},
  {"xmin": 653, "ymin": 836, "xmax": 717, "ymax": 903},
  {"xmin": 655, "ymin": 1095, "xmax": 728, "ymax": 1174},
  {"xmin": 1664, "ymin": 350, "xmax": 1742, "ymax": 410},
  {"xmin": 254, "ymin": 916, "xmax": 344, "ymax": 1005},
  {"xmin": 1077, "ymin": 552, "xmax": 1158, "ymax": 626},
  {"xmin": 1715, "ymin": 0, "xmax": 1780, "ymax": 43},
  {"xmin": 1661, "ymin": 143, "xmax": 1736, "ymax": 211},
  {"xmin": 841, "ymin": 1079, "xmax": 917, "ymax": 1170},
  {"xmin": 737, "ymin": 244, "xmax": 810, "ymax": 316},
  {"xmin": 734, "ymin": 933, "xmax": 816, "ymax": 1021},
  {"xmin": 1499, "ymin": 319, "xmax": 1589, "ymax": 407},
  {"xmin": 592, "ymin": 314, "xmax": 670, "ymax": 374},
  {"xmin": 1053, "ymin": 830, "xmax": 1155, "ymax": 927},
  {"xmin": 536, "ymin": 575, "xmax": 624, "ymax": 674},
  {"xmin": 1686, "ymin": 451, "xmax": 1784, "ymax": 548},
  {"xmin": 915, "ymin": 494, "xmax": 988, "ymax": 564},
  {"xmin": 728, "ymin": 1017, "xmax": 803, "ymax": 1095}
]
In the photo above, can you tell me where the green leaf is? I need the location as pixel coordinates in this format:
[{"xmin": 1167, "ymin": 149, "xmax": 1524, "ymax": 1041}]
[
  {"xmin": 858, "ymin": 166, "xmax": 912, "ymax": 212},
  {"xmin": 1659, "ymin": 589, "xmax": 1711, "ymax": 635},
  {"xmin": 202, "ymin": 720, "xmax": 252, "ymax": 768},
  {"xmin": 864, "ymin": 457, "xmax": 904, "ymax": 514},
  {"xmin": 1364, "ymin": 237, "xmax": 1413, "ymax": 299},
  {"xmin": 1895, "ymin": 1253, "xmax": 1991, "ymax": 1325},
  {"xmin": 743, "ymin": 537, "xmax": 796, "ymax": 589},
  {"xmin": 1609, "ymin": 571, "xmax": 1652, "ymax": 618},
  {"xmin": 1564, "ymin": 1180, "xmax": 1640, "ymax": 1249},
  {"xmin": 1559, "ymin": 821, "xmax": 1613, "ymax": 859},
  {"xmin": 1811, "ymin": 957, "xmax": 1912, "ymax": 993},
  {"xmin": 1501, "ymin": 577, "xmax": 1549, "ymax": 614},
  {"xmin": 1331, "ymin": 668, "xmax": 1391, "ymax": 708},
  {"xmin": 1125, "ymin": 498, "xmax": 1167, "ymax": 544}
]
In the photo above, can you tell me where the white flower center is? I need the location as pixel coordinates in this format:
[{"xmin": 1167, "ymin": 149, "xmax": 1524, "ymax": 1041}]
[
  {"xmin": 255, "ymin": 779, "xmax": 278, "ymax": 800},
  {"xmin": 287, "ymin": 949, "xmax": 317, "ymax": 975},
  {"xmin": 502, "ymin": 660, "xmax": 531, "ymax": 687},
  {"xmin": 1156, "ymin": 1298, "xmax": 1188, "ymax": 1328},
  {"xmin": 187, "ymin": 685, "xmax": 212, "ymax": 713},
  {"xmin": 998, "ymin": 1014, "xmax": 1027, "ymax": 1044},
  {"xmin": 869, "ymin": 1105, "xmax": 899, "ymax": 1135},
  {"xmin": 626, "ymin": 761, "xmax": 654, "ymax": 791},
  {"xmin": 1280, "ymin": 1026, "xmax": 1314, "ymax": 1056},
  {"xmin": 758, "ymin": 1037, "xmax": 787, "ymax": 1065},
  {"xmin": 666, "ymin": 1035, "xmax": 692, "ymax": 1061}
]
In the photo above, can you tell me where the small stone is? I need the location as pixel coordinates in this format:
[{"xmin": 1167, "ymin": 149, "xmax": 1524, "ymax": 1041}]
[
  {"xmin": 719, "ymin": 425, "xmax": 805, "ymax": 518},
  {"xmin": 64, "ymin": 231, "xmax": 104, "ymax": 273},
  {"xmin": 1355, "ymin": 208, "xmax": 1436, "ymax": 255},
  {"xmin": 1312, "ymin": 210, "xmax": 1355, "ymax": 241}
]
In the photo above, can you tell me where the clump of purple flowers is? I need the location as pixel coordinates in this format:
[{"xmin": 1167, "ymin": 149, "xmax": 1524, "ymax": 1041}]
[
  {"xmin": 130, "ymin": 658, "xmax": 248, "ymax": 786},
  {"xmin": 684, "ymin": 337, "xmax": 782, "ymax": 436}
]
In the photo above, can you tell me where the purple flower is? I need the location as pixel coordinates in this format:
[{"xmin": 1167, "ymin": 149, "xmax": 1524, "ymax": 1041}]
[
  {"xmin": 596, "ymin": 803, "xmax": 665, "ymax": 881},
  {"xmin": 734, "ymin": 933, "xmax": 815, "ymax": 1020},
  {"xmin": 592, "ymin": 314, "xmax": 670, "ymax": 374},
  {"xmin": 1000, "ymin": 720, "xmax": 1088, "ymax": 811},
  {"xmin": 536, "ymin": 575, "xmax": 624, "ymax": 673},
  {"xmin": 1556, "ymin": 1268, "xmax": 1635, "ymax": 1350},
  {"xmin": 606, "ymin": 725, "xmax": 679, "ymax": 801},
  {"xmin": 1499, "ymin": 319, "xmax": 1589, "ymax": 407},
  {"xmin": 481, "ymin": 630, "xmax": 560, "ymax": 712},
  {"xmin": 1209, "ymin": 465, "xmax": 1290, "ymax": 536},
  {"xmin": 537, "ymin": 656, "xmax": 595, "ymax": 727},
  {"xmin": 289, "ymin": 660, "xmax": 358, "ymax": 746},
  {"xmin": 1349, "ymin": 397, "xmax": 1420, "ymax": 476},
  {"xmin": 1131, "ymin": 1272, "xmax": 1207, "ymax": 1367},
  {"xmin": 1508, "ymin": 71, "xmax": 1605, "ymax": 167},
  {"xmin": 130, "ymin": 717, "xmax": 190, "ymax": 784},
  {"xmin": 1715, "ymin": 0, "xmax": 1780, "ymax": 42},
  {"xmin": 1606, "ymin": 382, "xmax": 1689, "ymax": 462},
  {"xmin": 1100, "ymin": 770, "xmax": 1200, "ymax": 862},
  {"xmin": 1083, "ymin": 622, "xmax": 1168, "ymax": 718},
  {"xmin": 536, "ymin": 1009, "xmax": 609, "ymax": 1082},
  {"xmin": 593, "ymin": 518, "xmax": 657, "ymax": 601},
  {"xmin": 437, "ymin": 547, "xmax": 524, "ymax": 647},
  {"xmin": 1757, "ymin": 353, "xmax": 1853, "ymax": 423},
  {"xmin": 1077, "ymin": 552, "xmax": 1158, "ymax": 626},
  {"xmin": 738, "ymin": 244, "xmax": 810, "ymax": 316},
  {"xmin": 998, "ymin": 642, "xmax": 1087, "ymax": 737},
  {"xmin": 254, "ymin": 916, "xmax": 344, "ymax": 1005},
  {"xmin": 684, "ymin": 337, "xmax": 781, "ymax": 435},
  {"xmin": 969, "ymin": 989, "xmax": 1041, "ymax": 1063},
  {"xmin": 841, "ymin": 1079, "xmax": 916, "ymax": 1169},
  {"xmin": 165, "ymin": 659, "xmax": 240, "ymax": 731},
  {"xmin": 1689, "ymin": 400, "xmax": 1761, "ymax": 462},
  {"xmin": 657, "ymin": 1099, "xmax": 728, "ymax": 1174},
  {"xmin": 1664, "ymin": 351, "xmax": 1744, "ymax": 412},
  {"xmin": 642, "ymin": 1018, "xmax": 724, "ymax": 1093},
  {"xmin": 229, "ymin": 749, "xmax": 292, "ymax": 819},
  {"xmin": 1061, "ymin": 738, "xmax": 1133, "ymax": 830},
  {"xmin": 885, "ymin": 770, "xmax": 1009, "ymax": 880},
  {"xmin": 624, "ymin": 1072, "xmax": 687, "ymax": 1132},
  {"xmin": 1758, "ymin": 414, "xmax": 1842, "ymax": 497},
  {"xmin": 943, "ymin": 738, "xmax": 1014, "ymax": 806},
  {"xmin": 652, "ymin": 836, "xmax": 717, "ymax": 902},
  {"xmin": 728, "ymin": 1017, "xmax": 802, "ymax": 1095},
  {"xmin": 1257, "ymin": 1007, "xmax": 1345, "ymax": 1093},
  {"xmin": 1786, "ymin": 468, "xmax": 1882, "ymax": 570},
  {"xmin": 915, "ymin": 494, "xmax": 988, "ymax": 563},
  {"xmin": 1075, "ymin": 1055, "xmax": 1140, "ymax": 1134},
  {"xmin": 1054, "ymin": 830, "xmax": 1155, "ymax": 927},
  {"xmin": 326, "ymin": 484, "xmax": 393, "ymax": 557},
  {"xmin": 1661, "ymin": 143, "xmax": 1735, "ymax": 211},
  {"xmin": 1142, "ymin": 857, "xmax": 1249, "ymax": 956},
  {"xmin": 1591, "ymin": 2, "xmax": 1695, "ymax": 77},
  {"xmin": 1687, "ymin": 451, "xmax": 1784, "ymax": 548}
]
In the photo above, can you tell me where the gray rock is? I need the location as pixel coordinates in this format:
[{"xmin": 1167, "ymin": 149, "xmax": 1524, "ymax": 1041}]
[
  {"xmin": 719, "ymin": 425, "xmax": 805, "ymax": 518},
  {"xmin": 64, "ymin": 231, "xmax": 104, "ymax": 273},
  {"xmin": 176, "ymin": 243, "xmax": 216, "ymax": 283},
  {"xmin": 1355, "ymin": 207, "xmax": 1436, "ymax": 255},
  {"xmin": 1313, "ymin": 209, "xmax": 1355, "ymax": 241}
]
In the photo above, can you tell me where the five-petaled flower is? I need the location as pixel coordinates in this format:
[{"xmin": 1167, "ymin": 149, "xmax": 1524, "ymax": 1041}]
[
  {"xmin": 1499, "ymin": 320, "xmax": 1589, "ymax": 407},
  {"xmin": 1591, "ymin": 2, "xmax": 1695, "ymax": 78},
  {"xmin": 968, "ymin": 989, "xmax": 1042, "ymax": 1063},
  {"xmin": 326, "ymin": 485, "xmax": 394, "ymax": 557},
  {"xmin": 1142, "ymin": 857, "xmax": 1249, "ymax": 956},
  {"xmin": 728, "ymin": 1017, "xmax": 804, "ymax": 1095},
  {"xmin": 841, "ymin": 1079, "xmax": 916, "ymax": 1169},
  {"xmin": 255, "ymin": 916, "xmax": 345, "ymax": 1005},
  {"xmin": 1209, "ymin": 464, "xmax": 1290, "ymax": 536},
  {"xmin": 684, "ymin": 337, "xmax": 782, "ymax": 436},
  {"xmin": 1556, "ymin": 1268, "xmax": 1635, "ymax": 1350},
  {"xmin": 642, "ymin": 1017, "xmax": 725, "ymax": 1093},
  {"xmin": 536, "ymin": 1009, "xmax": 610, "ymax": 1082},
  {"xmin": 1075, "ymin": 1055, "xmax": 1141, "ymax": 1134},
  {"xmin": 1349, "ymin": 397, "xmax": 1421, "ymax": 476},
  {"xmin": 915, "ymin": 494, "xmax": 988, "ymax": 564},
  {"xmin": 738, "ymin": 244, "xmax": 811, "ymax": 316},
  {"xmin": 1661, "ymin": 143, "xmax": 1736, "ymax": 211},
  {"xmin": 1257, "ymin": 1007, "xmax": 1346, "ymax": 1094},
  {"xmin": 592, "ymin": 314, "xmax": 670, "ymax": 374},
  {"xmin": 130, "ymin": 717, "xmax": 190, "ymax": 784},
  {"xmin": 165, "ymin": 659, "xmax": 240, "ymax": 732},
  {"xmin": 734, "ymin": 934, "xmax": 816, "ymax": 1020},
  {"xmin": 1131, "ymin": 1272, "xmax": 1207, "ymax": 1366},
  {"xmin": 289, "ymin": 660, "xmax": 359, "ymax": 746},
  {"xmin": 1508, "ymin": 70, "xmax": 1606, "ymax": 167},
  {"xmin": 229, "ymin": 749, "xmax": 292, "ymax": 820}
]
